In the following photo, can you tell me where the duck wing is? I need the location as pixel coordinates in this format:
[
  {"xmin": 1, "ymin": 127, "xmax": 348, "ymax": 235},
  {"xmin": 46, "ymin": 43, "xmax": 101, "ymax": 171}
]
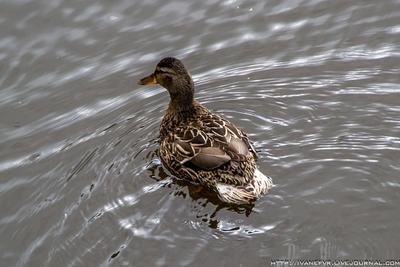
[{"xmin": 165, "ymin": 115, "xmax": 254, "ymax": 171}]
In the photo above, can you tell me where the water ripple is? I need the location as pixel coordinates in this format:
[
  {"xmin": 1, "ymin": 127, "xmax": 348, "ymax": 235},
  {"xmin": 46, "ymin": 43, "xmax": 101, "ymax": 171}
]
[{"xmin": 1, "ymin": 0, "xmax": 400, "ymax": 266}]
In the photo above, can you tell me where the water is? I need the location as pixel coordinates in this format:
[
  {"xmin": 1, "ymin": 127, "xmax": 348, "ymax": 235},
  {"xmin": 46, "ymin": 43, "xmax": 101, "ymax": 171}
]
[{"xmin": 1, "ymin": 0, "xmax": 400, "ymax": 266}]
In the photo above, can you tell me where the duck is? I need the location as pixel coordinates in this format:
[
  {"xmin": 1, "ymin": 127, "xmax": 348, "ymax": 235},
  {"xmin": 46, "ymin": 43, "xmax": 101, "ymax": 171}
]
[{"xmin": 138, "ymin": 57, "xmax": 273, "ymax": 204}]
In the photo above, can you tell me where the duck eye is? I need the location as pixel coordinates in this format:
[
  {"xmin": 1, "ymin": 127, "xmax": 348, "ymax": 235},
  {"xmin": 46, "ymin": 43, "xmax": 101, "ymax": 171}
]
[{"xmin": 156, "ymin": 67, "xmax": 174, "ymax": 75}]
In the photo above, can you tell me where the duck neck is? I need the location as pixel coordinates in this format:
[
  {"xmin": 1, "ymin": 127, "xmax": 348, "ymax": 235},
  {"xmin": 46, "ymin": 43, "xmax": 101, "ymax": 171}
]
[{"xmin": 168, "ymin": 83, "xmax": 195, "ymax": 114}]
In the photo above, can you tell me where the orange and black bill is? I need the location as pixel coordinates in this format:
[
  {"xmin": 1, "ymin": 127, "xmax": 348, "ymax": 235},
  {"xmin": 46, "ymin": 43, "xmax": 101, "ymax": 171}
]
[{"xmin": 138, "ymin": 73, "xmax": 157, "ymax": 85}]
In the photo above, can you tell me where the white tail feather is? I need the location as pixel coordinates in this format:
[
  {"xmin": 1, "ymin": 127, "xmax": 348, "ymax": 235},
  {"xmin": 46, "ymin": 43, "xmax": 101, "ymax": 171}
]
[{"xmin": 216, "ymin": 168, "xmax": 273, "ymax": 204}]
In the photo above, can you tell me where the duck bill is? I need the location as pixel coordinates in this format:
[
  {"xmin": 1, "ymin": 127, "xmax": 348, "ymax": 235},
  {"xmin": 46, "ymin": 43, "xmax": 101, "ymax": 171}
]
[{"xmin": 138, "ymin": 73, "xmax": 158, "ymax": 85}]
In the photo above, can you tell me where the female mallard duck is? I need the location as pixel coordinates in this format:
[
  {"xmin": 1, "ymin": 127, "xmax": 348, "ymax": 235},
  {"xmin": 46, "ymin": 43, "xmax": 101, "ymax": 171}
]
[{"xmin": 138, "ymin": 57, "xmax": 273, "ymax": 204}]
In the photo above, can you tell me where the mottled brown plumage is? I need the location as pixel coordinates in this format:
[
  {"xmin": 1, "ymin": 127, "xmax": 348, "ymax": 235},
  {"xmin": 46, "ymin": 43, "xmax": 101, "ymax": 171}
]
[{"xmin": 138, "ymin": 57, "xmax": 273, "ymax": 204}]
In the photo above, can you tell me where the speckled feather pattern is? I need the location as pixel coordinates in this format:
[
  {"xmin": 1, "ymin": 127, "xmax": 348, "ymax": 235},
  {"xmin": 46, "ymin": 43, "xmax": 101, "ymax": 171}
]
[
  {"xmin": 159, "ymin": 101, "xmax": 271, "ymax": 204},
  {"xmin": 139, "ymin": 57, "xmax": 272, "ymax": 204}
]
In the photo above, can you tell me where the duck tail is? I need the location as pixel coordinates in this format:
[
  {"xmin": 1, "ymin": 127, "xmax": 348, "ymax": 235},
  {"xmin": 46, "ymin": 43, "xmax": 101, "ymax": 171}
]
[
  {"xmin": 216, "ymin": 168, "xmax": 273, "ymax": 204},
  {"xmin": 252, "ymin": 168, "xmax": 274, "ymax": 196}
]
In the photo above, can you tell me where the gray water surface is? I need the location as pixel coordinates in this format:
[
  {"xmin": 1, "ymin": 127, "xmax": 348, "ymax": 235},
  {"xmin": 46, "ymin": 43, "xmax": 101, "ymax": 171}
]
[{"xmin": 1, "ymin": 0, "xmax": 400, "ymax": 266}]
